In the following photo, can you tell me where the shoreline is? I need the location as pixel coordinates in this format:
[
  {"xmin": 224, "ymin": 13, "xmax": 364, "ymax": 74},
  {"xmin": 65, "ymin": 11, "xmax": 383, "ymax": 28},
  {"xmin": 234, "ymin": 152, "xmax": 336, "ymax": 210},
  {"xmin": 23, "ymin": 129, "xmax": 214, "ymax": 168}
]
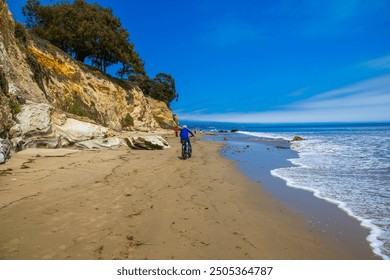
[
  {"xmin": 208, "ymin": 132, "xmax": 379, "ymax": 259},
  {"xmin": 0, "ymin": 136, "xmax": 378, "ymax": 259}
]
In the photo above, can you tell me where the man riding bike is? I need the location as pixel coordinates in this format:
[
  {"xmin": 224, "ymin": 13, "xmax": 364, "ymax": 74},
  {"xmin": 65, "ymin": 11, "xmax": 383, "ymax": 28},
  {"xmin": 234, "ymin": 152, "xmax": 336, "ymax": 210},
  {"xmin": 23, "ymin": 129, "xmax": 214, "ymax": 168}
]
[{"xmin": 180, "ymin": 125, "xmax": 194, "ymax": 157}]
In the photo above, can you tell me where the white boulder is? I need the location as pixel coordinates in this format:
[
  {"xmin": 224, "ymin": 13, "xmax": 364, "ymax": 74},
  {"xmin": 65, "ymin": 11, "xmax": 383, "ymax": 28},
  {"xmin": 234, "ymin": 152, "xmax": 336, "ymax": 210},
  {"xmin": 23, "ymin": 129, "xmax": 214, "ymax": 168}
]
[
  {"xmin": 54, "ymin": 118, "xmax": 109, "ymax": 145},
  {"xmin": 125, "ymin": 135, "xmax": 170, "ymax": 150}
]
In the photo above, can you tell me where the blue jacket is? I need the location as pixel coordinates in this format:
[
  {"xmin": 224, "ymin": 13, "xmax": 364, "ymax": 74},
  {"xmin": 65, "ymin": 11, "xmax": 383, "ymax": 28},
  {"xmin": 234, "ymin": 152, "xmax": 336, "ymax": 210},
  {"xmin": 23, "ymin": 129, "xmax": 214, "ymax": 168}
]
[{"xmin": 180, "ymin": 128, "xmax": 194, "ymax": 140}]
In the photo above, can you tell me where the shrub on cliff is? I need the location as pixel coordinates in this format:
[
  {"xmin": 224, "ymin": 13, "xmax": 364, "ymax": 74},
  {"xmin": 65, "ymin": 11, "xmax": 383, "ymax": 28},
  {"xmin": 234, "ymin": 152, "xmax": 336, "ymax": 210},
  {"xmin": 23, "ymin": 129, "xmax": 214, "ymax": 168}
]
[{"xmin": 14, "ymin": 22, "xmax": 28, "ymax": 46}]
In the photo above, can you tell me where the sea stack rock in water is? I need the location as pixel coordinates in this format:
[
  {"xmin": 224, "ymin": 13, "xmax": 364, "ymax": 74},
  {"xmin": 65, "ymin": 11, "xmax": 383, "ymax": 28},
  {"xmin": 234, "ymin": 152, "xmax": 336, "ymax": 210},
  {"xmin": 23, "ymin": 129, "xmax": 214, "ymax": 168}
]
[{"xmin": 292, "ymin": 136, "xmax": 305, "ymax": 141}]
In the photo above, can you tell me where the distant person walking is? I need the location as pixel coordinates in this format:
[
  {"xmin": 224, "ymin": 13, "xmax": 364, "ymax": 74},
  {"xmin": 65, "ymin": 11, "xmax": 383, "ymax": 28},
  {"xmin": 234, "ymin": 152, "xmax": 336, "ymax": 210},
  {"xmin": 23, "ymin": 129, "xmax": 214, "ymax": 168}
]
[{"xmin": 174, "ymin": 126, "xmax": 179, "ymax": 137}]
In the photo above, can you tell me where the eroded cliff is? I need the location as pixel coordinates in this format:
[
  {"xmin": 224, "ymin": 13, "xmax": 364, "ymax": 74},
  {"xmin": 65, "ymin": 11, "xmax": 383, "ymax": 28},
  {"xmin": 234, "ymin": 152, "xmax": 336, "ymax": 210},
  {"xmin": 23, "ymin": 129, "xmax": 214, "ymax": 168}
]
[{"xmin": 0, "ymin": 0, "xmax": 177, "ymax": 149}]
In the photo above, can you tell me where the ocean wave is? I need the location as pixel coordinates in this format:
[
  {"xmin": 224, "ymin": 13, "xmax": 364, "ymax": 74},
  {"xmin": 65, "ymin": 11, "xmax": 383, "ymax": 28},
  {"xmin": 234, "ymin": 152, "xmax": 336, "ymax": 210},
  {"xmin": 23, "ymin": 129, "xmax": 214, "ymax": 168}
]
[{"xmin": 271, "ymin": 167, "xmax": 389, "ymax": 260}]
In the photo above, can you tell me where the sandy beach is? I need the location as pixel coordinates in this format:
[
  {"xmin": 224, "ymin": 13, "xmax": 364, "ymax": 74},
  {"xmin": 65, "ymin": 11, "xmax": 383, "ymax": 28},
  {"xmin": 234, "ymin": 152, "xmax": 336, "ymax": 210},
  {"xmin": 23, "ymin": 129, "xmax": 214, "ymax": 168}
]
[{"xmin": 0, "ymin": 135, "xmax": 377, "ymax": 260}]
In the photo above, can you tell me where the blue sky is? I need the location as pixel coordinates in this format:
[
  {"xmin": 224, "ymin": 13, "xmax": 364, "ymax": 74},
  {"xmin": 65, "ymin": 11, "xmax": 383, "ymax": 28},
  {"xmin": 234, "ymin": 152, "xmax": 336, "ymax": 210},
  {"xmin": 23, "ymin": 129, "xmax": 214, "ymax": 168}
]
[{"xmin": 7, "ymin": 0, "xmax": 390, "ymax": 123}]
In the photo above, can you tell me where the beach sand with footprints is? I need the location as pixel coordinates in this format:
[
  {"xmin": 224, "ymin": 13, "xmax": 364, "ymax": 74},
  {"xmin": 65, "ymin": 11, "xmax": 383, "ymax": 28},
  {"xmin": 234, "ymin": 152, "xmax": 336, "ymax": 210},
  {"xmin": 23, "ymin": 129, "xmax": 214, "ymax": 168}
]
[{"xmin": 0, "ymin": 136, "xmax": 371, "ymax": 259}]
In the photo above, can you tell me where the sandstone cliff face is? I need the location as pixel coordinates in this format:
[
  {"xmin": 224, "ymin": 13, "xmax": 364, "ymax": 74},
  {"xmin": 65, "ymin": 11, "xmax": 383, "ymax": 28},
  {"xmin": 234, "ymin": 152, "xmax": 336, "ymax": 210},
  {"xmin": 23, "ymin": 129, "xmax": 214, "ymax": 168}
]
[
  {"xmin": 0, "ymin": 0, "xmax": 22, "ymax": 134},
  {"xmin": 0, "ymin": 0, "xmax": 177, "ymax": 141}
]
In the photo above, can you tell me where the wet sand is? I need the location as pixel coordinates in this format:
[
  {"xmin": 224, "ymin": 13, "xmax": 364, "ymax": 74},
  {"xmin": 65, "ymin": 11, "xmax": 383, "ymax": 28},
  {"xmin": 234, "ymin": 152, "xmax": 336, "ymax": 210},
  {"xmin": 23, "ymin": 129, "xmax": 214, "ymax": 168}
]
[{"xmin": 0, "ymin": 135, "xmax": 378, "ymax": 259}]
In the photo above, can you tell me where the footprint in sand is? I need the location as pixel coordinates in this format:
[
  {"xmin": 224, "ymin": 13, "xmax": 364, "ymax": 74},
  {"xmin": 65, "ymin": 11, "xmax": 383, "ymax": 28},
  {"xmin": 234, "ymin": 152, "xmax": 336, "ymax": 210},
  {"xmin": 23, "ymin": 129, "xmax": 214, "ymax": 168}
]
[
  {"xmin": 95, "ymin": 245, "xmax": 104, "ymax": 259},
  {"xmin": 233, "ymin": 232, "xmax": 257, "ymax": 249},
  {"xmin": 191, "ymin": 240, "xmax": 210, "ymax": 247}
]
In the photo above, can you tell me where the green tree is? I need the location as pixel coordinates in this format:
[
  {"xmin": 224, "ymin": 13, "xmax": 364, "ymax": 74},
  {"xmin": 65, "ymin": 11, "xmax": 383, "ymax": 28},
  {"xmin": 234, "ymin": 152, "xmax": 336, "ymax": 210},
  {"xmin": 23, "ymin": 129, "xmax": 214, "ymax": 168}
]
[
  {"xmin": 129, "ymin": 73, "xmax": 178, "ymax": 105},
  {"xmin": 150, "ymin": 73, "xmax": 178, "ymax": 105},
  {"xmin": 116, "ymin": 45, "xmax": 146, "ymax": 79},
  {"xmin": 22, "ymin": 0, "xmax": 144, "ymax": 74}
]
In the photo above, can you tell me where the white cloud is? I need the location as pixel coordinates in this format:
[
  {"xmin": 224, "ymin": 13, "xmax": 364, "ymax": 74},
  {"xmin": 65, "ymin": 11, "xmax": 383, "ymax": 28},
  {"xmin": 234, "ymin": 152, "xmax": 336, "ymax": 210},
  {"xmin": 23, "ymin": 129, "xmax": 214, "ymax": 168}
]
[
  {"xmin": 288, "ymin": 74, "xmax": 390, "ymax": 109},
  {"xmin": 179, "ymin": 74, "xmax": 390, "ymax": 123},
  {"xmin": 361, "ymin": 55, "xmax": 390, "ymax": 70}
]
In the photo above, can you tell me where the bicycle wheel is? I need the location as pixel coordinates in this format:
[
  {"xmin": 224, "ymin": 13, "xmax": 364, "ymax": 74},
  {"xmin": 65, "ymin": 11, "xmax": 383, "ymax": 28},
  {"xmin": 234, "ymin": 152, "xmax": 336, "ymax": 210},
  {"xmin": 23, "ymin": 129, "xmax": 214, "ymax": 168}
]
[{"xmin": 182, "ymin": 144, "xmax": 187, "ymax": 160}]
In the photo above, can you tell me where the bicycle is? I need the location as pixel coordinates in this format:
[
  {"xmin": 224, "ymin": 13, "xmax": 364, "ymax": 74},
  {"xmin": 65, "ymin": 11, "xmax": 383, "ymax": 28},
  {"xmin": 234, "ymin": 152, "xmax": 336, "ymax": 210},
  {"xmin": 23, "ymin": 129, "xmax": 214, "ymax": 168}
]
[{"xmin": 181, "ymin": 139, "xmax": 192, "ymax": 160}]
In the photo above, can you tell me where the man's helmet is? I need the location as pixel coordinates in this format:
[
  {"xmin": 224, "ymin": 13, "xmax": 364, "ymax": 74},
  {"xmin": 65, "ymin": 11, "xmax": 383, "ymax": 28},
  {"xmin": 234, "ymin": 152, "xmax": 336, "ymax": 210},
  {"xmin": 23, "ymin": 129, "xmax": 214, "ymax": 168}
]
[{"xmin": 183, "ymin": 125, "xmax": 187, "ymax": 128}]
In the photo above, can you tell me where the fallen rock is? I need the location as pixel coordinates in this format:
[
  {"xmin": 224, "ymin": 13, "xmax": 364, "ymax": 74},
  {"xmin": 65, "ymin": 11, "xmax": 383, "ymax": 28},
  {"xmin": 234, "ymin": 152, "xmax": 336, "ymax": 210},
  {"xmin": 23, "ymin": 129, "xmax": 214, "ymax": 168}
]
[{"xmin": 125, "ymin": 135, "xmax": 170, "ymax": 150}]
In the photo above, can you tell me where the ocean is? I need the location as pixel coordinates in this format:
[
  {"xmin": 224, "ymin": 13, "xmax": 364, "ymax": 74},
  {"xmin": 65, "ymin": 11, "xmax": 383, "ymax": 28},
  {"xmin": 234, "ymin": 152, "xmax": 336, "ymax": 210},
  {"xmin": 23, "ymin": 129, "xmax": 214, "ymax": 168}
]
[{"xmin": 186, "ymin": 121, "xmax": 390, "ymax": 260}]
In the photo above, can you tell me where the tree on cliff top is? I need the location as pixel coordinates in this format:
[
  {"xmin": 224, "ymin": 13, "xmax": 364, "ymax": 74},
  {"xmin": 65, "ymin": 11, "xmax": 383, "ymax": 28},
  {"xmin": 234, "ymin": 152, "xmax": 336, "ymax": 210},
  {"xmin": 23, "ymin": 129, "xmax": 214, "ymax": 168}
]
[
  {"xmin": 22, "ymin": 0, "xmax": 145, "ymax": 74},
  {"xmin": 151, "ymin": 73, "xmax": 178, "ymax": 105},
  {"xmin": 131, "ymin": 73, "xmax": 178, "ymax": 106}
]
